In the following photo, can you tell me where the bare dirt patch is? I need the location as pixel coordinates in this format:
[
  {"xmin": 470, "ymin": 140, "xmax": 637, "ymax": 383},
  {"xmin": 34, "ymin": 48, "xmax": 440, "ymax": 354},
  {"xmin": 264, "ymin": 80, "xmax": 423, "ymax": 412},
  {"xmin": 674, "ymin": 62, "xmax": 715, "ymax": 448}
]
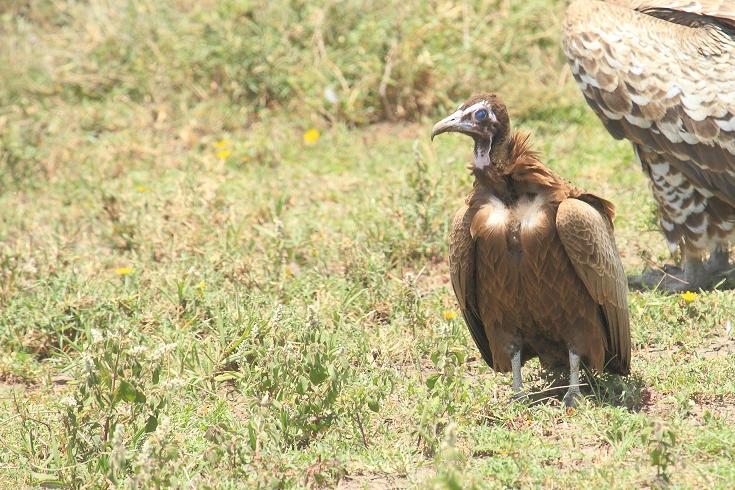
[{"xmin": 337, "ymin": 467, "xmax": 434, "ymax": 490}]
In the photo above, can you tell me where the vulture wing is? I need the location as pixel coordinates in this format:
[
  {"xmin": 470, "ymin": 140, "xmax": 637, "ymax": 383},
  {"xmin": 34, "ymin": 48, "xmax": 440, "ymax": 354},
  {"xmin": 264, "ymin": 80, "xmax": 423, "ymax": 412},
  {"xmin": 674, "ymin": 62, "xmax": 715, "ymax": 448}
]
[
  {"xmin": 563, "ymin": 0, "xmax": 735, "ymax": 206},
  {"xmin": 449, "ymin": 204, "xmax": 494, "ymax": 367},
  {"xmin": 556, "ymin": 197, "xmax": 631, "ymax": 374},
  {"xmin": 610, "ymin": 0, "xmax": 735, "ymax": 27}
]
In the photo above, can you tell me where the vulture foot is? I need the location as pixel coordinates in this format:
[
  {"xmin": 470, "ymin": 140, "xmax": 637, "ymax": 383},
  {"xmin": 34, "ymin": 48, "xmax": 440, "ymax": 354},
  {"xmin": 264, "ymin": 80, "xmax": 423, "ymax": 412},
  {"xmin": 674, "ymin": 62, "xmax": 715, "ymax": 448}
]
[
  {"xmin": 562, "ymin": 388, "xmax": 581, "ymax": 408},
  {"xmin": 628, "ymin": 258, "xmax": 711, "ymax": 292},
  {"xmin": 510, "ymin": 391, "xmax": 529, "ymax": 404}
]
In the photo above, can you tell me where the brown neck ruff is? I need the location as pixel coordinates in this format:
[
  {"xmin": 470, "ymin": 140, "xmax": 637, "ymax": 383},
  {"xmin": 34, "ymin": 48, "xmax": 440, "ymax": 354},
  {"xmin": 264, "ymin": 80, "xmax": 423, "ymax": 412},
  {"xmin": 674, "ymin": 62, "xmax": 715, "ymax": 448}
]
[{"xmin": 471, "ymin": 132, "xmax": 576, "ymax": 205}]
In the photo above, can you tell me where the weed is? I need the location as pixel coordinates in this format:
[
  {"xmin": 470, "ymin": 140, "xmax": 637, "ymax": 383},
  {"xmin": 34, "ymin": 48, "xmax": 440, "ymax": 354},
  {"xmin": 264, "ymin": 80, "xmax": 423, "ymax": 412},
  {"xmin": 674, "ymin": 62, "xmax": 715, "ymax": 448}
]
[{"xmin": 644, "ymin": 421, "xmax": 677, "ymax": 485}]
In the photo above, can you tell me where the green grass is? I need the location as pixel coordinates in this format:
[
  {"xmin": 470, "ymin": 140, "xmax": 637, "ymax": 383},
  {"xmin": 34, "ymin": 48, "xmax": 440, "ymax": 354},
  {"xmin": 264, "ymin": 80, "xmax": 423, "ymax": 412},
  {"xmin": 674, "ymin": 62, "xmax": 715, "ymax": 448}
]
[{"xmin": 1, "ymin": 0, "xmax": 734, "ymax": 488}]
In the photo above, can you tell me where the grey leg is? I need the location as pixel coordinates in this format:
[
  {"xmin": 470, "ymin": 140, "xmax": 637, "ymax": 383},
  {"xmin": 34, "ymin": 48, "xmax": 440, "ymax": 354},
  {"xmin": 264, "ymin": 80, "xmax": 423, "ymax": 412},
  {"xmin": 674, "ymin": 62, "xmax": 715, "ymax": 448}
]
[
  {"xmin": 562, "ymin": 351, "xmax": 582, "ymax": 408},
  {"xmin": 510, "ymin": 348, "xmax": 527, "ymax": 402},
  {"xmin": 683, "ymin": 256, "xmax": 707, "ymax": 287},
  {"xmin": 706, "ymin": 247, "xmax": 730, "ymax": 274}
]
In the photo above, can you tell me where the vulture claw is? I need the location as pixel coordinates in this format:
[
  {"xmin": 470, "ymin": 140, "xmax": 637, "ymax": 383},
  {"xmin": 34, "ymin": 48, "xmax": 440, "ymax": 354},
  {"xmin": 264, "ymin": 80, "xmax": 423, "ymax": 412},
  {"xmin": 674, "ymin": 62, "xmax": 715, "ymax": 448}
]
[
  {"xmin": 510, "ymin": 391, "xmax": 529, "ymax": 404},
  {"xmin": 562, "ymin": 388, "xmax": 581, "ymax": 408}
]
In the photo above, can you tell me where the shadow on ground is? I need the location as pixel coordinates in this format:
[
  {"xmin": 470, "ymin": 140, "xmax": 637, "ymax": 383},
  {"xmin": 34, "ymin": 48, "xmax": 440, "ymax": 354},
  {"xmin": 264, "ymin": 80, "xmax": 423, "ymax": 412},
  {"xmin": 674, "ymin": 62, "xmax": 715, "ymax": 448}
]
[{"xmin": 520, "ymin": 369, "xmax": 647, "ymax": 411}]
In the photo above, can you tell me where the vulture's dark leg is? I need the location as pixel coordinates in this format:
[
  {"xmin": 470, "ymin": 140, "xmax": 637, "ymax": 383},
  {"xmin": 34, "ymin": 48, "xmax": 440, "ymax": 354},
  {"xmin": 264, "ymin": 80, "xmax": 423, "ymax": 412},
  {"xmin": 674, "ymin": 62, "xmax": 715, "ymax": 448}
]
[
  {"xmin": 708, "ymin": 247, "xmax": 735, "ymax": 288},
  {"xmin": 510, "ymin": 348, "xmax": 527, "ymax": 402},
  {"xmin": 706, "ymin": 247, "xmax": 731, "ymax": 276},
  {"xmin": 682, "ymin": 257, "xmax": 707, "ymax": 289},
  {"xmin": 562, "ymin": 351, "xmax": 582, "ymax": 408}
]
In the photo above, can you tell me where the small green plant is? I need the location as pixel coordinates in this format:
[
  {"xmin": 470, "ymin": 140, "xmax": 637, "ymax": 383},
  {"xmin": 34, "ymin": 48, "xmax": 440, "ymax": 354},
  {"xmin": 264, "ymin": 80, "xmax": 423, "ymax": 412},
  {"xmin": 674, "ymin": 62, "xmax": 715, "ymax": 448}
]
[
  {"xmin": 414, "ymin": 318, "xmax": 469, "ymax": 457},
  {"xmin": 343, "ymin": 367, "xmax": 394, "ymax": 448},
  {"xmin": 14, "ymin": 325, "xmax": 172, "ymax": 486},
  {"xmin": 644, "ymin": 421, "xmax": 677, "ymax": 485},
  {"xmin": 223, "ymin": 307, "xmax": 369, "ymax": 449}
]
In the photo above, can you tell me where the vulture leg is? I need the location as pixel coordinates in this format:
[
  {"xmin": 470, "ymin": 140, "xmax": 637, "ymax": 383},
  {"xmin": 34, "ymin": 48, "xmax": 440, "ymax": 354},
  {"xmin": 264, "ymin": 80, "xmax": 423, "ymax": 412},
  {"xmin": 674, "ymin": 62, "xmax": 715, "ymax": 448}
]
[
  {"xmin": 706, "ymin": 247, "xmax": 730, "ymax": 276},
  {"xmin": 562, "ymin": 351, "xmax": 582, "ymax": 408},
  {"xmin": 510, "ymin": 348, "xmax": 528, "ymax": 402}
]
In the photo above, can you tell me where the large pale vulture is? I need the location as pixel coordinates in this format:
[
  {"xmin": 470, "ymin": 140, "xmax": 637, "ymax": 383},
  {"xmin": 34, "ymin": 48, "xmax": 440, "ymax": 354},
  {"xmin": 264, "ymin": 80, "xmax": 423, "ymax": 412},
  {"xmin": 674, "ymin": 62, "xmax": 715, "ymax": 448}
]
[
  {"xmin": 432, "ymin": 94, "xmax": 631, "ymax": 407},
  {"xmin": 563, "ymin": 0, "xmax": 735, "ymax": 291}
]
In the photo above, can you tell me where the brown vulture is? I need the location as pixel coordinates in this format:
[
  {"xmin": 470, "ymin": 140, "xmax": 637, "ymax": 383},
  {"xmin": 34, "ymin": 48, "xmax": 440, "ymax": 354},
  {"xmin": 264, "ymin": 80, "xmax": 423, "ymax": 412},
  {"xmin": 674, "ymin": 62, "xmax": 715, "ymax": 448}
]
[
  {"xmin": 432, "ymin": 94, "xmax": 631, "ymax": 406},
  {"xmin": 563, "ymin": 0, "xmax": 735, "ymax": 291}
]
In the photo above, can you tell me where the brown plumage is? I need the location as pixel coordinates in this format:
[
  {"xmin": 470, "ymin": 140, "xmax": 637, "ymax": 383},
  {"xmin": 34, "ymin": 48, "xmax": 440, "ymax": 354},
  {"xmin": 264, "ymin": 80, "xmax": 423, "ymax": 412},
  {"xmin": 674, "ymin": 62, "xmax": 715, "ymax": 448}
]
[
  {"xmin": 562, "ymin": 0, "xmax": 735, "ymax": 291},
  {"xmin": 432, "ymin": 94, "xmax": 631, "ymax": 406}
]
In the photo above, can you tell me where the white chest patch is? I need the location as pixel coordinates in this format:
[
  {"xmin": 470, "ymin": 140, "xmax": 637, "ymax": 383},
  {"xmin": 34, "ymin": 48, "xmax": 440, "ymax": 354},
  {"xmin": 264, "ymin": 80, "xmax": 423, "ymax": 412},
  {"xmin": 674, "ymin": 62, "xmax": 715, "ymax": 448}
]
[
  {"xmin": 515, "ymin": 194, "xmax": 546, "ymax": 230},
  {"xmin": 484, "ymin": 197, "xmax": 509, "ymax": 227}
]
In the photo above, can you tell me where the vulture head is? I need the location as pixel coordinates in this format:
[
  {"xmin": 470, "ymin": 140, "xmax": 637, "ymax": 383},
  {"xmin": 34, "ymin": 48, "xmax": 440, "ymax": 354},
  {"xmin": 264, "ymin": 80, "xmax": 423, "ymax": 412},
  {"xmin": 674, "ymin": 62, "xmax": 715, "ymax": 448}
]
[{"xmin": 431, "ymin": 93, "xmax": 511, "ymax": 169}]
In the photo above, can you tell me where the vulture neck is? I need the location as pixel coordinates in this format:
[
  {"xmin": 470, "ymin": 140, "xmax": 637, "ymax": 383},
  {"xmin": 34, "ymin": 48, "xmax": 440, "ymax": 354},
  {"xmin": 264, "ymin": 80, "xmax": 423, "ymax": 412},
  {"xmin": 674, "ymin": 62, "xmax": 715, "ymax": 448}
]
[
  {"xmin": 473, "ymin": 136, "xmax": 508, "ymax": 171},
  {"xmin": 472, "ymin": 132, "xmax": 569, "ymax": 201}
]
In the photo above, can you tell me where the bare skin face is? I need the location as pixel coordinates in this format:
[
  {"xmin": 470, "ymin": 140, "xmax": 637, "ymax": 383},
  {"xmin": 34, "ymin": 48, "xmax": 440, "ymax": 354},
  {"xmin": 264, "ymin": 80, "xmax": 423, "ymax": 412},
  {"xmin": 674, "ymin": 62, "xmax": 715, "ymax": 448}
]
[{"xmin": 432, "ymin": 94, "xmax": 510, "ymax": 171}]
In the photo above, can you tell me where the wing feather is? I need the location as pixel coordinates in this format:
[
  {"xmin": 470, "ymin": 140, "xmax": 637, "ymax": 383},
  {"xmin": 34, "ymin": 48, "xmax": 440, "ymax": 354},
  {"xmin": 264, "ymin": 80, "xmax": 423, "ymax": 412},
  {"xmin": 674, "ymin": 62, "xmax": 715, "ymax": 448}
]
[
  {"xmin": 611, "ymin": 0, "xmax": 735, "ymax": 27},
  {"xmin": 556, "ymin": 197, "xmax": 631, "ymax": 374},
  {"xmin": 450, "ymin": 204, "xmax": 493, "ymax": 367},
  {"xmin": 563, "ymin": 0, "xmax": 735, "ymax": 206}
]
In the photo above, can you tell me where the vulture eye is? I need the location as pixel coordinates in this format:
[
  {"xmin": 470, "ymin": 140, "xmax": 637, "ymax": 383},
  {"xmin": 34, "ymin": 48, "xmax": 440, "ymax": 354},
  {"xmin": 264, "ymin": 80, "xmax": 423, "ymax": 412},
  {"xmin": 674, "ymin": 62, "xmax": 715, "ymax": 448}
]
[{"xmin": 475, "ymin": 109, "xmax": 489, "ymax": 121}]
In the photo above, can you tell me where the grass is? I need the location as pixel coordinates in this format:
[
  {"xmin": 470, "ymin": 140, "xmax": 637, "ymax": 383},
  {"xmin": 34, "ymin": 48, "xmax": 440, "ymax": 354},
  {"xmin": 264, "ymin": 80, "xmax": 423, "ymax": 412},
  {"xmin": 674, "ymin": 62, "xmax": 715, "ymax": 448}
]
[{"xmin": 1, "ymin": 0, "xmax": 734, "ymax": 488}]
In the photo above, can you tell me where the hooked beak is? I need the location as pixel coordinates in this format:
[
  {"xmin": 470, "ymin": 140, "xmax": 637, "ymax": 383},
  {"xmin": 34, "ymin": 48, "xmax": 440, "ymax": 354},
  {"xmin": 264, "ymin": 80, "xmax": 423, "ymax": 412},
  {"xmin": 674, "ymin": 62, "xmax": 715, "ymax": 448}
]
[{"xmin": 431, "ymin": 110, "xmax": 470, "ymax": 141}]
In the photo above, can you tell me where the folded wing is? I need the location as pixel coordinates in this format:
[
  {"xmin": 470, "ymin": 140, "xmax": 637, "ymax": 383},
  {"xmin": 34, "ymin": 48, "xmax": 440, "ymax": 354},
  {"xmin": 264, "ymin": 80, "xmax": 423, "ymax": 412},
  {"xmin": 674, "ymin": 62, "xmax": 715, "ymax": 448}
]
[
  {"xmin": 449, "ymin": 204, "xmax": 494, "ymax": 368},
  {"xmin": 556, "ymin": 196, "xmax": 631, "ymax": 374}
]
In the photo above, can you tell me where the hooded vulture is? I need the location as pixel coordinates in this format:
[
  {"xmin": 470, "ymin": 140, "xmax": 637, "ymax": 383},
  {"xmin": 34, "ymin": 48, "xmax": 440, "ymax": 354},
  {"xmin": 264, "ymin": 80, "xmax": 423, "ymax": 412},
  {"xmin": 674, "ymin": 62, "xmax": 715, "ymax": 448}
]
[
  {"xmin": 432, "ymin": 94, "xmax": 631, "ymax": 407},
  {"xmin": 563, "ymin": 0, "xmax": 735, "ymax": 291}
]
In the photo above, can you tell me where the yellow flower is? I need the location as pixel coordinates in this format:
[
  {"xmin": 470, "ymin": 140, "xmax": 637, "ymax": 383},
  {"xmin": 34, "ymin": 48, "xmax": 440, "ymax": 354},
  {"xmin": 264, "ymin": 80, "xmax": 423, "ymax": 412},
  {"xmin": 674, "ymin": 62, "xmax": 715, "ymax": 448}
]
[
  {"xmin": 216, "ymin": 149, "xmax": 231, "ymax": 160},
  {"xmin": 303, "ymin": 128, "xmax": 321, "ymax": 144},
  {"xmin": 442, "ymin": 311, "xmax": 458, "ymax": 320},
  {"xmin": 213, "ymin": 139, "xmax": 230, "ymax": 149},
  {"xmin": 114, "ymin": 267, "xmax": 133, "ymax": 276},
  {"xmin": 136, "ymin": 185, "xmax": 150, "ymax": 193},
  {"xmin": 680, "ymin": 291, "xmax": 698, "ymax": 303}
]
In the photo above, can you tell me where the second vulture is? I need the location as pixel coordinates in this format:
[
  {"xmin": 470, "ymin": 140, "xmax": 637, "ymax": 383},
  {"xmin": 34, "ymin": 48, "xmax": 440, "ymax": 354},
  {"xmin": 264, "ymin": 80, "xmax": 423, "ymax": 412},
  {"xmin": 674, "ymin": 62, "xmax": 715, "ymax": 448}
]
[
  {"xmin": 563, "ymin": 0, "xmax": 735, "ymax": 291},
  {"xmin": 432, "ymin": 94, "xmax": 631, "ymax": 407}
]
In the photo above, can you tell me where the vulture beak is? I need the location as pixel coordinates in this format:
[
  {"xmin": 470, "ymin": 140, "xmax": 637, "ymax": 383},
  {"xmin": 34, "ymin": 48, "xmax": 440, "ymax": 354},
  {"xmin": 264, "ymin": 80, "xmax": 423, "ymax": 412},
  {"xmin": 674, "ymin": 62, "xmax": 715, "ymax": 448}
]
[{"xmin": 431, "ymin": 110, "xmax": 470, "ymax": 140}]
